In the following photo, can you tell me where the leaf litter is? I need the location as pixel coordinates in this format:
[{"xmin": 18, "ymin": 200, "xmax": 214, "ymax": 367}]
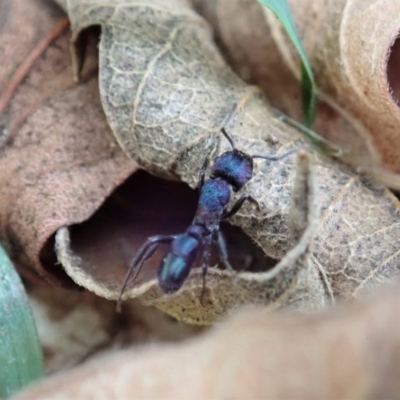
[
  {"xmin": 193, "ymin": 0, "xmax": 400, "ymax": 183},
  {"xmin": 13, "ymin": 289, "xmax": 400, "ymax": 399},
  {"xmin": 0, "ymin": 0, "xmax": 400, "ymax": 326},
  {"xmin": 0, "ymin": 1, "xmax": 136, "ymax": 286},
  {"xmin": 47, "ymin": 0, "xmax": 400, "ymax": 323}
]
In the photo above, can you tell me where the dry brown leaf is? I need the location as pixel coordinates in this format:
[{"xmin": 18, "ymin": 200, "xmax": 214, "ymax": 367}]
[
  {"xmin": 56, "ymin": 152, "xmax": 327, "ymax": 324},
  {"xmin": 48, "ymin": 0, "xmax": 400, "ymax": 324},
  {"xmin": 0, "ymin": 0, "xmax": 63, "ymax": 94},
  {"xmin": 193, "ymin": 0, "xmax": 400, "ymax": 178},
  {"xmin": 2, "ymin": 0, "xmax": 400, "ymax": 326},
  {"xmin": 28, "ymin": 286, "xmax": 201, "ymax": 374},
  {"xmin": 0, "ymin": 0, "xmax": 136, "ymax": 285},
  {"xmin": 13, "ymin": 289, "xmax": 400, "ymax": 399}
]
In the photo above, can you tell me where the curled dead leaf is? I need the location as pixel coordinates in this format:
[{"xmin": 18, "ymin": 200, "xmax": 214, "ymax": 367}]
[
  {"xmin": 1, "ymin": 0, "xmax": 400, "ymax": 327},
  {"xmin": 56, "ymin": 152, "xmax": 328, "ymax": 324},
  {"xmin": 49, "ymin": 0, "xmax": 400, "ymax": 324},
  {"xmin": 28, "ymin": 286, "xmax": 201, "ymax": 374},
  {"xmin": 13, "ymin": 289, "xmax": 400, "ymax": 399},
  {"xmin": 0, "ymin": 1, "xmax": 136, "ymax": 284},
  {"xmin": 193, "ymin": 0, "xmax": 400, "ymax": 181}
]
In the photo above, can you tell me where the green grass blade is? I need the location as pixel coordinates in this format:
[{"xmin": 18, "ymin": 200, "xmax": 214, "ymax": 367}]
[
  {"xmin": 257, "ymin": 0, "xmax": 316, "ymax": 126},
  {"xmin": 0, "ymin": 243, "xmax": 44, "ymax": 399}
]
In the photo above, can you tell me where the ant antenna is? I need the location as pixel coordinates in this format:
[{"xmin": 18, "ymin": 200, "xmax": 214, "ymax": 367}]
[
  {"xmin": 116, "ymin": 256, "xmax": 147, "ymax": 312},
  {"xmin": 220, "ymin": 127, "xmax": 236, "ymax": 150},
  {"xmin": 252, "ymin": 147, "xmax": 299, "ymax": 162}
]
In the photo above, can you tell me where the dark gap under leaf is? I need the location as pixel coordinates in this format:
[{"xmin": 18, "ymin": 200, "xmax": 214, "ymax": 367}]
[
  {"xmin": 41, "ymin": 171, "xmax": 276, "ymax": 292},
  {"xmin": 387, "ymin": 35, "xmax": 400, "ymax": 106}
]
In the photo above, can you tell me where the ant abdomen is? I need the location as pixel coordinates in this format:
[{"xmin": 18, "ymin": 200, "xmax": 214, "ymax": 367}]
[{"xmin": 158, "ymin": 234, "xmax": 199, "ymax": 293}]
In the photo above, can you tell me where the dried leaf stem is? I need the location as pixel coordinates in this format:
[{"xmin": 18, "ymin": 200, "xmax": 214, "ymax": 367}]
[{"xmin": 0, "ymin": 18, "xmax": 69, "ymax": 118}]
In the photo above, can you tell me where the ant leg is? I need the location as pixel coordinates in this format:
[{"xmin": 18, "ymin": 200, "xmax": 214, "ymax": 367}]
[
  {"xmin": 197, "ymin": 156, "xmax": 210, "ymax": 189},
  {"xmin": 216, "ymin": 230, "xmax": 235, "ymax": 274},
  {"xmin": 117, "ymin": 235, "xmax": 176, "ymax": 311},
  {"xmin": 215, "ymin": 230, "xmax": 255, "ymax": 273},
  {"xmin": 222, "ymin": 194, "xmax": 260, "ymax": 220},
  {"xmin": 200, "ymin": 235, "xmax": 212, "ymax": 306},
  {"xmin": 126, "ymin": 242, "xmax": 159, "ymax": 285}
]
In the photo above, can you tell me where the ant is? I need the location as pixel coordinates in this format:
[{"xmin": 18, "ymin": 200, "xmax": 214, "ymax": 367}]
[{"xmin": 117, "ymin": 128, "xmax": 298, "ymax": 310}]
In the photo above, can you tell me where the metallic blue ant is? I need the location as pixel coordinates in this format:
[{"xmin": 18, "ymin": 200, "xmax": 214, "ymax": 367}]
[{"xmin": 117, "ymin": 128, "xmax": 297, "ymax": 309}]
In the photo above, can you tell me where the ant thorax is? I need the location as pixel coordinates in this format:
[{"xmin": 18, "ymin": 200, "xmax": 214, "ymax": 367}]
[
  {"xmin": 195, "ymin": 179, "xmax": 231, "ymax": 227},
  {"xmin": 187, "ymin": 224, "xmax": 206, "ymax": 240},
  {"xmin": 210, "ymin": 150, "xmax": 254, "ymax": 192}
]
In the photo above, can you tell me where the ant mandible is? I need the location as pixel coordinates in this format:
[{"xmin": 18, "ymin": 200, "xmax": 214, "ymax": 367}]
[{"xmin": 117, "ymin": 128, "xmax": 297, "ymax": 310}]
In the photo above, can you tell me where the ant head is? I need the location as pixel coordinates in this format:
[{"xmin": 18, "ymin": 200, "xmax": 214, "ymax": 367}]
[
  {"xmin": 212, "ymin": 127, "xmax": 299, "ymax": 191},
  {"xmin": 210, "ymin": 128, "xmax": 253, "ymax": 191}
]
